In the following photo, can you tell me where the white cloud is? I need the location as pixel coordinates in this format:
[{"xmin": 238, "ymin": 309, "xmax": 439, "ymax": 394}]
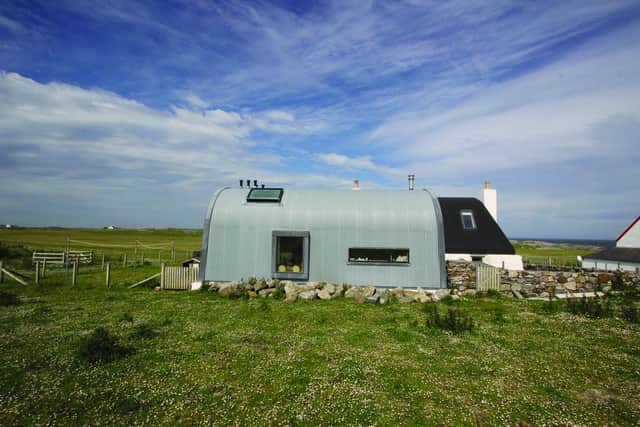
[
  {"xmin": 183, "ymin": 93, "xmax": 209, "ymax": 108},
  {"xmin": 0, "ymin": 72, "xmax": 350, "ymax": 226}
]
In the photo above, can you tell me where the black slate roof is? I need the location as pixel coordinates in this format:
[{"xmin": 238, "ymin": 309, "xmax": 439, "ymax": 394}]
[
  {"xmin": 584, "ymin": 247, "xmax": 640, "ymax": 263},
  {"xmin": 438, "ymin": 197, "xmax": 515, "ymax": 255}
]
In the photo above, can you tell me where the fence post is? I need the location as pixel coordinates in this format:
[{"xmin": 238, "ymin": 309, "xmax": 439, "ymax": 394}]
[
  {"xmin": 101, "ymin": 254, "xmax": 105, "ymax": 271},
  {"xmin": 106, "ymin": 263, "xmax": 111, "ymax": 288},
  {"xmin": 0, "ymin": 260, "xmax": 3, "ymax": 283},
  {"xmin": 123, "ymin": 253, "xmax": 127, "ymax": 268},
  {"xmin": 160, "ymin": 263, "xmax": 165, "ymax": 290},
  {"xmin": 158, "ymin": 251, "xmax": 161, "ymax": 264},
  {"xmin": 141, "ymin": 253, "xmax": 145, "ymax": 266},
  {"xmin": 171, "ymin": 241, "xmax": 175, "ymax": 265},
  {"xmin": 35, "ymin": 262, "xmax": 40, "ymax": 285},
  {"xmin": 72, "ymin": 262, "xmax": 77, "ymax": 287},
  {"xmin": 41, "ymin": 259, "xmax": 46, "ymax": 278}
]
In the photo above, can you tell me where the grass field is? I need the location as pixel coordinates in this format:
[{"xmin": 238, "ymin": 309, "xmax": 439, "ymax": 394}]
[{"xmin": 1, "ymin": 229, "xmax": 639, "ymax": 425}]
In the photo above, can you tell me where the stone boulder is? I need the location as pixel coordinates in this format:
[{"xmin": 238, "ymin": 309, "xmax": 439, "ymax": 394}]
[
  {"xmin": 298, "ymin": 290, "xmax": 317, "ymax": 301},
  {"xmin": 218, "ymin": 281, "xmax": 243, "ymax": 298},
  {"xmin": 317, "ymin": 288, "xmax": 332, "ymax": 300}
]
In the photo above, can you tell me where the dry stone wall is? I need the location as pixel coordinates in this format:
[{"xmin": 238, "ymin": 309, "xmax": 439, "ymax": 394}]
[{"xmin": 446, "ymin": 261, "xmax": 640, "ymax": 297}]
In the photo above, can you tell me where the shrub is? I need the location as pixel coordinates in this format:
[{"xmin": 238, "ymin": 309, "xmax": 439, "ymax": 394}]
[
  {"xmin": 119, "ymin": 312, "xmax": 134, "ymax": 323},
  {"xmin": 612, "ymin": 271, "xmax": 625, "ymax": 291},
  {"xmin": 77, "ymin": 327, "xmax": 133, "ymax": 363},
  {"xmin": 492, "ymin": 308, "xmax": 507, "ymax": 324},
  {"xmin": 621, "ymin": 306, "xmax": 638, "ymax": 324},
  {"xmin": 566, "ymin": 296, "xmax": 613, "ymax": 319},
  {"xmin": 423, "ymin": 303, "xmax": 474, "ymax": 333},
  {"xmin": 0, "ymin": 291, "xmax": 20, "ymax": 307},
  {"xmin": 128, "ymin": 323, "xmax": 159, "ymax": 340}
]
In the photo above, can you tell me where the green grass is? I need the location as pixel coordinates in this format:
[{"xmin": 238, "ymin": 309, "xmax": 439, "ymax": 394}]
[{"xmin": 0, "ymin": 279, "xmax": 639, "ymax": 425}]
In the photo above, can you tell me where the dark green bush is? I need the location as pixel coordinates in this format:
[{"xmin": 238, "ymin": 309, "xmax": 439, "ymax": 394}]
[
  {"xmin": 0, "ymin": 291, "xmax": 20, "ymax": 307},
  {"xmin": 77, "ymin": 327, "xmax": 133, "ymax": 363},
  {"xmin": 128, "ymin": 323, "xmax": 159, "ymax": 340},
  {"xmin": 566, "ymin": 296, "xmax": 613, "ymax": 319},
  {"xmin": 621, "ymin": 306, "xmax": 638, "ymax": 324},
  {"xmin": 119, "ymin": 312, "xmax": 134, "ymax": 323},
  {"xmin": 423, "ymin": 303, "xmax": 474, "ymax": 333}
]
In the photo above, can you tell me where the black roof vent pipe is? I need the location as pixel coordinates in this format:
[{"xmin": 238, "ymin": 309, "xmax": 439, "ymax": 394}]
[{"xmin": 239, "ymin": 179, "xmax": 243, "ymax": 188}]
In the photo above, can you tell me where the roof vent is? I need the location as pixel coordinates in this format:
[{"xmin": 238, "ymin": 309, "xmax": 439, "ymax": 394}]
[{"xmin": 408, "ymin": 174, "xmax": 415, "ymax": 191}]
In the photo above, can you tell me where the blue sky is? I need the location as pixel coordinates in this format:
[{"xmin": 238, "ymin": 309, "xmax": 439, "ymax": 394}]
[{"xmin": 0, "ymin": 0, "xmax": 639, "ymax": 238}]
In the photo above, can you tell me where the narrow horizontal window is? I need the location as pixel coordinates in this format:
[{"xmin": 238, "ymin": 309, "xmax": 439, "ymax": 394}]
[
  {"xmin": 247, "ymin": 188, "xmax": 283, "ymax": 203},
  {"xmin": 460, "ymin": 210, "xmax": 477, "ymax": 230},
  {"xmin": 348, "ymin": 248, "xmax": 409, "ymax": 264}
]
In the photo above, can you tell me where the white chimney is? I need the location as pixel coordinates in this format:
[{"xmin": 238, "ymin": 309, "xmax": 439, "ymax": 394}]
[
  {"xmin": 352, "ymin": 179, "xmax": 360, "ymax": 190},
  {"xmin": 481, "ymin": 180, "xmax": 497, "ymax": 222}
]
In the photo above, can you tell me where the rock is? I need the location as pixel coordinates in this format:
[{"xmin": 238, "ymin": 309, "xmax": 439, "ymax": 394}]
[
  {"xmin": 219, "ymin": 282, "xmax": 243, "ymax": 298},
  {"xmin": 539, "ymin": 291, "xmax": 549, "ymax": 298},
  {"xmin": 247, "ymin": 291, "xmax": 257, "ymax": 298},
  {"xmin": 317, "ymin": 288, "xmax": 332, "ymax": 300},
  {"xmin": 258, "ymin": 288, "xmax": 276, "ymax": 298},
  {"xmin": 298, "ymin": 290, "xmax": 317, "ymax": 301},
  {"xmin": 344, "ymin": 287, "xmax": 358, "ymax": 299},
  {"xmin": 450, "ymin": 294, "xmax": 460, "ymax": 301},
  {"xmin": 512, "ymin": 290, "xmax": 523, "ymax": 299},
  {"xmin": 413, "ymin": 290, "xmax": 431, "ymax": 303},
  {"xmin": 254, "ymin": 279, "xmax": 268, "ymax": 292},
  {"xmin": 396, "ymin": 295, "xmax": 413, "ymax": 303},
  {"xmin": 332, "ymin": 285, "xmax": 345, "ymax": 298},
  {"xmin": 391, "ymin": 288, "xmax": 405, "ymax": 298},
  {"xmin": 366, "ymin": 295, "xmax": 379, "ymax": 304},
  {"xmin": 324, "ymin": 283, "xmax": 336, "ymax": 294},
  {"xmin": 154, "ymin": 286, "xmax": 161, "ymax": 292},
  {"xmin": 363, "ymin": 286, "xmax": 376, "ymax": 298},
  {"xmin": 378, "ymin": 290, "xmax": 390, "ymax": 305},
  {"xmin": 598, "ymin": 273, "xmax": 611, "ymax": 284},
  {"xmin": 564, "ymin": 282, "xmax": 577, "ymax": 291},
  {"xmin": 602, "ymin": 285, "xmax": 612, "ymax": 293},
  {"xmin": 462, "ymin": 289, "xmax": 477, "ymax": 297},
  {"xmin": 430, "ymin": 289, "xmax": 450, "ymax": 301}
]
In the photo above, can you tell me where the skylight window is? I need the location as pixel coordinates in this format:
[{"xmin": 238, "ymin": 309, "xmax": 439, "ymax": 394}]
[
  {"xmin": 247, "ymin": 188, "xmax": 283, "ymax": 203},
  {"xmin": 460, "ymin": 210, "xmax": 477, "ymax": 230}
]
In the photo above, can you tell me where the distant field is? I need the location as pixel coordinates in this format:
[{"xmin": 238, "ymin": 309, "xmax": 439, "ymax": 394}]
[
  {"xmin": 0, "ymin": 228, "xmax": 203, "ymax": 260},
  {"xmin": 513, "ymin": 240, "xmax": 600, "ymax": 266}
]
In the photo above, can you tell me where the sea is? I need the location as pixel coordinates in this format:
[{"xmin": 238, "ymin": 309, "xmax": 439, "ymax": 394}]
[{"xmin": 511, "ymin": 238, "xmax": 615, "ymax": 247}]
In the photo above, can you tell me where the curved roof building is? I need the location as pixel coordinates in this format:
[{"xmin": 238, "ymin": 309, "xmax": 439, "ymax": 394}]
[{"xmin": 201, "ymin": 187, "xmax": 447, "ymax": 288}]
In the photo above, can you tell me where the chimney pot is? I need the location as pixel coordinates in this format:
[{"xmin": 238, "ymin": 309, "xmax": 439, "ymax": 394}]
[
  {"xmin": 485, "ymin": 180, "xmax": 491, "ymax": 189},
  {"xmin": 408, "ymin": 174, "xmax": 415, "ymax": 191},
  {"xmin": 352, "ymin": 179, "xmax": 360, "ymax": 190},
  {"xmin": 239, "ymin": 179, "xmax": 243, "ymax": 188},
  {"xmin": 253, "ymin": 179, "xmax": 258, "ymax": 187}
]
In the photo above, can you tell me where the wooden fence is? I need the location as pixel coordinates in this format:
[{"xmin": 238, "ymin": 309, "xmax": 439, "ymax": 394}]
[
  {"xmin": 476, "ymin": 263, "xmax": 502, "ymax": 291},
  {"xmin": 32, "ymin": 252, "xmax": 65, "ymax": 265},
  {"xmin": 32, "ymin": 251, "xmax": 93, "ymax": 266},
  {"xmin": 161, "ymin": 264, "xmax": 199, "ymax": 290}
]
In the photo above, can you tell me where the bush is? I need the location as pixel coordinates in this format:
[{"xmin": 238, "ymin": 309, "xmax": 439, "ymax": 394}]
[
  {"xmin": 119, "ymin": 312, "xmax": 134, "ymax": 323},
  {"xmin": 423, "ymin": 303, "xmax": 474, "ymax": 333},
  {"xmin": 0, "ymin": 291, "xmax": 20, "ymax": 307},
  {"xmin": 128, "ymin": 323, "xmax": 159, "ymax": 340},
  {"xmin": 566, "ymin": 296, "xmax": 613, "ymax": 319},
  {"xmin": 77, "ymin": 327, "xmax": 134, "ymax": 363},
  {"xmin": 621, "ymin": 306, "xmax": 638, "ymax": 324}
]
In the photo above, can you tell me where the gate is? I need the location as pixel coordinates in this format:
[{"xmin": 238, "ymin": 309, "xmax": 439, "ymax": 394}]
[
  {"xmin": 161, "ymin": 264, "xmax": 199, "ymax": 290},
  {"xmin": 476, "ymin": 263, "xmax": 502, "ymax": 291}
]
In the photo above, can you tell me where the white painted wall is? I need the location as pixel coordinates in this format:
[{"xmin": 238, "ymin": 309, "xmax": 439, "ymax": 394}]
[
  {"xmin": 617, "ymin": 219, "xmax": 640, "ymax": 248},
  {"xmin": 481, "ymin": 188, "xmax": 497, "ymax": 222},
  {"xmin": 582, "ymin": 259, "xmax": 640, "ymax": 273},
  {"xmin": 445, "ymin": 253, "xmax": 524, "ymax": 271}
]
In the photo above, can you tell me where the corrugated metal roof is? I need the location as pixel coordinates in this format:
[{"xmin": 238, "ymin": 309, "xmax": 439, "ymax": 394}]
[{"xmin": 201, "ymin": 188, "xmax": 446, "ymax": 288}]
